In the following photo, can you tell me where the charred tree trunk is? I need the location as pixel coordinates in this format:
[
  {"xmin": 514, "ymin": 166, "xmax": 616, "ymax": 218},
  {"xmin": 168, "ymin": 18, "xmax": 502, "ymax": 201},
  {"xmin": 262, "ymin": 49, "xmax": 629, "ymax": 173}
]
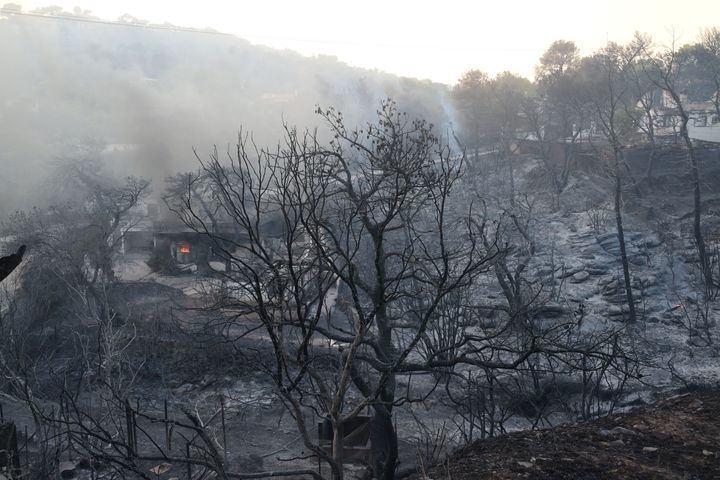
[
  {"xmin": 561, "ymin": 142, "xmax": 573, "ymax": 190},
  {"xmin": 646, "ymin": 146, "xmax": 657, "ymax": 187},
  {"xmin": 331, "ymin": 418, "xmax": 344, "ymax": 480},
  {"xmin": 373, "ymin": 305, "xmax": 398, "ymax": 479},
  {"xmin": 682, "ymin": 128, "xmax": 711, "ymax": 288},
  {"xmin": 369, "ymin": 406, "xmax": 397, "ymax": 480},
  {"xmin": 614, "ymin": 150, "xmax": 637, "ymax": 323},
  {"xmin": 195, "ymin": 242, "xmax": 213, "ymax": 274},
  {"xmin": 661, "ymin": 85, "xmax": 711, "ymax": 288},
  {"xmin": 507, "ymin": 153, "xmax": 516, "ymax": 208}
]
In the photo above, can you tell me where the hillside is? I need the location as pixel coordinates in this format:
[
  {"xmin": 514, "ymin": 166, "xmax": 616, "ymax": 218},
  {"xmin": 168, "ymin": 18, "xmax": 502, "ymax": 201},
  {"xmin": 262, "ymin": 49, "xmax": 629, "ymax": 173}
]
[
  {"xmin": 0, "ymin": 8, "xmax": 452, "ymax": 216},
  {"xmin": 414, "ymin": 389, "xmax": 720, "ymax": 479}
]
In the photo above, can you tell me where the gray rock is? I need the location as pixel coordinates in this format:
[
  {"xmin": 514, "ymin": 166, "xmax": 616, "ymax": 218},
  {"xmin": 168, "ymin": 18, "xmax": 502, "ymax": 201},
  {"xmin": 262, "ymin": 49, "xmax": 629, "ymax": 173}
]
[
  {"xmin": 587, "ymin": 267, "xmax": 611, "ymax": 276},
  {"xmin": 598, "ymin": 426, "xmax": 637, "ymax": 437},
  {"xmin": 601, "ymin": 280, "xmax": 619, "ymax": 293},
  {"xmin": 661, "ymin": 318, "xmax": 681, "ymax": 327},
  {"xmin": 540, "ymin": 303, "xmax": 565, "ymax": 318},
  {"xmin": 587, "ymin": 260, "xmax": 612, "ymax": 272},
  {"xmin": 600, "ymin": 239, "xmax": 620, "ymax": 250},
  {"xmin": 559, "ymin": 264, "xmax": 584, "ymax": 278},
  {"xmin": 596, "ymin": 232, "xmax": 617, "ymax": 245},
  {"xmin": 607, "ymin": 295, "xmax": 628, "ymax": 305},
  {"xmin": 580, "ymin": 287, "xmax": 601, "ymax": 298},
  {"xmin": 642, "ymin": 286, "xmax": 663, "ymax": 296},
  {"xmin": 582, "ymin": 246, "xmax": 605, "ymax": 256},
  {"xmin": 536, "ymin": 266, "xmax": 556, "ymax": 278},
  {"xmin": 629, "ymin": 255, "xmax": 647, "ymax": 266},
  {"xmin": 640, "ymin": 275, "xmax": 658, "ymax": 287},
  {"xmin": 639, "ymin": 234, "xmax": 662, "ymax": 248},
  {"xmin": 688, "ymin": 336, "xmax": 711, "ymax": 348},
  {"xmin": 174, "ymin": 383, "xmax": 195, "ymax": 394},
  {"xmin": 571, "ymin": 270, "xmax": 591, "ymax": 283}
]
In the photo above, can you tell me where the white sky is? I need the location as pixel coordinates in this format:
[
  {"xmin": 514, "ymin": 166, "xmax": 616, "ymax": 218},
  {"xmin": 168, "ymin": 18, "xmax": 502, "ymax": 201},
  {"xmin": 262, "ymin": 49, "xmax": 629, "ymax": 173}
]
[{"xmin": 13, "ymin": 0, "xmax": 720, "ymax": 84}]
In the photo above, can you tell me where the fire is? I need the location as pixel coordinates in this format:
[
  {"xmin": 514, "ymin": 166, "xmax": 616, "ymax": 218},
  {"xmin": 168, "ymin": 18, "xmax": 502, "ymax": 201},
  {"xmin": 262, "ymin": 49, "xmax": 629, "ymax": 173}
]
[{"xmin": 179, "ymin": 245, "xmax": 190, "ymax": 254}]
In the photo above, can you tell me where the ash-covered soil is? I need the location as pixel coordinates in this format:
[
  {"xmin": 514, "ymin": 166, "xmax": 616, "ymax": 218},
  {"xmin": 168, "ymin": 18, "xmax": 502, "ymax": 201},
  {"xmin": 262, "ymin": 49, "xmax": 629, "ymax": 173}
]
[
  {"xmin": 415, "ymin": 389, "xmax": 720, "ymax": 480},
  {"xmin": 7, "ymin": 149, "xmax": 719, "ymax": 479}
]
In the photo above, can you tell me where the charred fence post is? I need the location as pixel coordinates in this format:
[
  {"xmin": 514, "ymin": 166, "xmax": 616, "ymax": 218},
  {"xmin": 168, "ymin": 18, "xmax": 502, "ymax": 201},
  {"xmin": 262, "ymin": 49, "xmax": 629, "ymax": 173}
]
[
  {"xmin": 186, "ymin": 441, "xmax": 192, "ymax": 479},
  {"xmin": 24, "ymin": 424, "xmax": 29, "ymax": 473},
  {"xmin": 134, "ymin": 399, "xmax": 140, "ymax": 454},
  {"xmin": 0, "ymin": 422, "xmax": 21, "ymax": 477},
  {"xmin": 220, "ymin": 394, "xmax": 227, "ymax": 463},
  {"xmin": 125, "ymin": 400, "xmax": 136, "ymax": 457},
  {"xmin": 164, "ymin": 398, "xmax": 171, "ymax": 452}
]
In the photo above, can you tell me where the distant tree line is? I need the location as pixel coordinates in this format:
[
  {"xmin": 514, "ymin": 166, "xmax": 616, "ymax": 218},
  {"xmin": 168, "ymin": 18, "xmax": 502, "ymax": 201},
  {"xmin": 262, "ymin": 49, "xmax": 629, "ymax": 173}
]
[{"xmin": 451, "ymin": 29, "xmax": 720, "ymax": 320}]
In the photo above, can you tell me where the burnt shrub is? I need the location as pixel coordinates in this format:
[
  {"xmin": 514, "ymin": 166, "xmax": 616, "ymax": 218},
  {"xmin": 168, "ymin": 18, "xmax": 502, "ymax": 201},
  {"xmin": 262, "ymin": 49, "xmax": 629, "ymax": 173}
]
[{"xmin": 146, "ymin": 246, "xmax": 180, "ymax": 274}]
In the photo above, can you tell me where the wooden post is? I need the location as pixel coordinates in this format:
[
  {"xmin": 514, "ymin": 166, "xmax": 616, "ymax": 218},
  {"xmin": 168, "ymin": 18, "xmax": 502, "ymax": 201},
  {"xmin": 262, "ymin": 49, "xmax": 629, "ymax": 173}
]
[
  {"xmin": 134, "ymin": 398, "xmax": 140, "ymax": 453},
  {"xmin": 125, "ymin": 401, "xmax": 134, "ymax": 457},
  {"xmin": 24, "ymin": 424, "xmax": 29, "ymax": 473},
  {"xmin": 66, "ymin": 414, "xmax": 73, "ymax": 460},
  {"xmin": 186, "ymin": 441, "xmax": 192, "ymax": 479},
  {"xmin": 220, "ymin": 395, "xmax": 227, "ymax": 463},
  {"xmin": 164, "ymin": 399, "xmax": 171, "ymax": 452},
  {"xmin": 51, "ymin": 407, "xmax": 59, "ymax": 452}
]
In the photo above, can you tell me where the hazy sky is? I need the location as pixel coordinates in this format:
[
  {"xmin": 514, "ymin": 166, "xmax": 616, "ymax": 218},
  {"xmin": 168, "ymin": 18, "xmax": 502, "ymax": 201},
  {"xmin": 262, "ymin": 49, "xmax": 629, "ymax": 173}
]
[{"xmin": 13, "ymin": 0, "xmax": 720, "ymax": 84}]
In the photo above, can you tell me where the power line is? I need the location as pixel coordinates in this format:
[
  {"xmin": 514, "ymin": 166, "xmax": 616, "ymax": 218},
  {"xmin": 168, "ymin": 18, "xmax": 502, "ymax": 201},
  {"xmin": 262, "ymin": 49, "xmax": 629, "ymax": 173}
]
[
  {"xmin": 1, "ymin": 8, "xmax": 611, "ymax": 54},
  {"xmin": 0, "ymin": 8, "xmax": 232, "ymax": 36}
]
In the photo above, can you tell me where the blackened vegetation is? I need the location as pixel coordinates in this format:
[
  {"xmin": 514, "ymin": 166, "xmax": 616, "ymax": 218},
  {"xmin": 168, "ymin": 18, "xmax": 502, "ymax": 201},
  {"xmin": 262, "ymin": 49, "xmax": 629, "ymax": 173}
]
[
  {"xmin": 1, "ymin": 22, "xmax": 720, "ymax": 480},
  {"xmin": 173, "ymin": 101, "xmax": 641, "ymax": 480},
  {"xmin": 0, "ymin": 246, "xmax": 25, "ymax": 475},
  {"xmin": 0, "ymin": 245, "xmax": 25, "ymax": 284},
  {"xmin": 415, "ymin": 390, "xmax": 720, "ymax": 480}
]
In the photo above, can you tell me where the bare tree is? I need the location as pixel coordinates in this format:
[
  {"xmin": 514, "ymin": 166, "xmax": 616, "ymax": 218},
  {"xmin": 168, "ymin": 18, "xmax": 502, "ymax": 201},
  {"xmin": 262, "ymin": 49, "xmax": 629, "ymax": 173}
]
[
  {"xmin": 0, "ymin": 165, "xmax": 150, "ymax": 459},
  {"xmin": 486, "ymin": 73, "xmax": 534, "ymax": 206},
  {"xmin": 580, "ymin": 41, "xmax": 645, "ymax": 323},
  {"xmin": 173, "ymin": 101, "xmax": 512, "ymax": 479},
  {"xmin": 696, "ymin": 28, "xmax": 720, "ymax": 119},
  {"xmin": 4, "ymin": 163, "xmax": 150, "ymax": 306},
  {"xmin": 533, "ymin": 40, "xmax": 588, "ymax": 194},
  {"xmin": 173, "ymin": 101, "xmax": 645, "ymax": 479},
  {"xmin": 452, "ymin": 70, "xmax": 493, "ymax": 162},
  {"xmin": 624, "ymin": 42, "xmax": 663, "ymax": 185},
  {"xmin": 645, "ymin": 38, "xmax": 713, "ymax": 290},
  {"xmin": 452, "ymin": 70, "xmax": 533, "ymax": 201},
  {"xmin": 436, "ymin": 192, "xmax": 639, "ymax": 440}
]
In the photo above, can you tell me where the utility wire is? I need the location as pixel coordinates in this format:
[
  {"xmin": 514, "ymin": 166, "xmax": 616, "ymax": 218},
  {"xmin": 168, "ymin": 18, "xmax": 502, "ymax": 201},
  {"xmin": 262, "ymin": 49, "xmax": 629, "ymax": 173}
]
[
  {"xmin": 1, "ymin": 8, "xmax": 611, "ymax": 53},
  {"xmin": 0, "ymin": 8, "xmax": 232, "ymax": 36}
]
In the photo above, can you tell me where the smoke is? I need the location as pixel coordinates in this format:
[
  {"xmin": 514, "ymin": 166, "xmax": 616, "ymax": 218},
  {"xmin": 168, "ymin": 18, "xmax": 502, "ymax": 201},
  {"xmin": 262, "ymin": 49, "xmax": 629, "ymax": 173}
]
[{"xmin": 0, "ymin": 10, "xmax": 455, "ymax": 216}]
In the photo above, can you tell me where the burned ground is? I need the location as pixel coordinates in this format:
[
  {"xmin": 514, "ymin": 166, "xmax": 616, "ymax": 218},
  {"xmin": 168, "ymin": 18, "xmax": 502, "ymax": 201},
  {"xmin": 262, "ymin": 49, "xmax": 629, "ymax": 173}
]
[
  {"xmin": 414, "ymin": 389, "xmax": 720, "ymax": 480},
  {"xmin": 3, "ymin": 144, "xmax": 720, "ymax": 479}
]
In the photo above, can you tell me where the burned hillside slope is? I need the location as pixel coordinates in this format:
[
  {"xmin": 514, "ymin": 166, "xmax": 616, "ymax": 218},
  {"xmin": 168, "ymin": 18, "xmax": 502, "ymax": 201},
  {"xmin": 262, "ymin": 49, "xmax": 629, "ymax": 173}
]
[{"xmin": 416, "ymin": 390, "xmax": 720, "ymax": 479}]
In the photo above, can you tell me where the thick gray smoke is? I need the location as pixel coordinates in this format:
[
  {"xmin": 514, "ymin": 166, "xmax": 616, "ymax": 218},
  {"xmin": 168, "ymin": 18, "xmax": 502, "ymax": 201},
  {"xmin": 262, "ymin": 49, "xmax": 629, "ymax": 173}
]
[{"xmin": 0, "ymin": 9, "xmax": 453, "ymax": 215}]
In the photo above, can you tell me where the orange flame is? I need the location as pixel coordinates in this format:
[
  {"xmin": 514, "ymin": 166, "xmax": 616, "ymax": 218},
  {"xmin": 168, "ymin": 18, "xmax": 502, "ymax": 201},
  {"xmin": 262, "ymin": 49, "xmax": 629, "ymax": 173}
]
[{"xmin": 179, "ymin": 245, "xmax": 190, "ymax": 254}]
